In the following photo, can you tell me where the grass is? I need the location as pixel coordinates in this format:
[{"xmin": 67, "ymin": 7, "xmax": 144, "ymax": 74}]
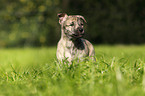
[{"xmin": 0, "ymin": 45, "xmax": 145, "ymax": 96}]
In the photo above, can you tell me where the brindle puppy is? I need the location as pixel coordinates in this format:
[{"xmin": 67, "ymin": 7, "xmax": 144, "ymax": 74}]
[{"xmin": 56, "ymin": 13, "xmax": 95, "ymax": 63}]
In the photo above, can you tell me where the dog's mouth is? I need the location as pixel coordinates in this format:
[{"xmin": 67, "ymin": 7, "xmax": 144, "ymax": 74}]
[
  {"xmin": 72, "ymin": 28, "xmax": 84, "ymax": 38},
  {"xmin": 72, "ymin": 33, "xmax": 84, "ymax": 38},
  {"xmin": 65, "ymin": 29, "xmax": 84, "ymax": 39}
]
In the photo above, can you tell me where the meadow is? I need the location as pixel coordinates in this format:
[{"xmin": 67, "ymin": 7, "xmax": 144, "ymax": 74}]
[{"xmin": 0, "ymin": 45, "xmax": 145, "ymax": 96}]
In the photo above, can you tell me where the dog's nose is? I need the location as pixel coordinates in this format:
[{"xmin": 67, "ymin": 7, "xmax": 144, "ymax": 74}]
[{"xmin": 79, "ymin": 28, "xmax": 84, "ymax": 33}]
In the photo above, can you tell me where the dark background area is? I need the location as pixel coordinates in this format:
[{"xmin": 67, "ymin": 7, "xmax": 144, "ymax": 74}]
[{"xmin": 0, "ymin": 0, "xmax": 145, "ymax": 47}]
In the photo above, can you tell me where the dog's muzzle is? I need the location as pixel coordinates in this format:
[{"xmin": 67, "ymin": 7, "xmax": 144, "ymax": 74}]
[
  {"xmin": 72, "ymin": 28, "xmax": 84, "ymax": 38},
  {"xmin": 65, "ymin": 27, "xmax": 84, "ymax": 39}
]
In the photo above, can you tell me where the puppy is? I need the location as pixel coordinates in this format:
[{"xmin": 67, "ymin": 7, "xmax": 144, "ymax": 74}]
[{"xmin": 56, "ymin": 13, "xmax": 95, "ymax": 63}]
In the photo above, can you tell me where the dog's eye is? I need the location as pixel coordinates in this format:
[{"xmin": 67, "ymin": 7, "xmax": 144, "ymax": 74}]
[{"xmin": 70, "ymin": 22, "xmax": 74, "ymax": 26}]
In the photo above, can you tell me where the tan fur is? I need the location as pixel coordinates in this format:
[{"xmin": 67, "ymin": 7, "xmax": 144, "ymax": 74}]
[{"xmin": 56, "ymin": 13, "xmax": 95, "ymax": 63}]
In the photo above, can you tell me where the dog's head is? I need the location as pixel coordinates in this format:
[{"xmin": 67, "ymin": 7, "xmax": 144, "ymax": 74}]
[{"xmin": 58, "ymin": 13, "xmax": 87, "ymax": 40}]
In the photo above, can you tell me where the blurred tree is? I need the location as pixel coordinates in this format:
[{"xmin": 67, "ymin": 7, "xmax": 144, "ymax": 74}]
[
  {"xmin": 0, "ymin": 0, "xmax": 61, "ymax": 47},
  {"xmin": 0, "ymin": 0, "xmax": 145, "ymax": 47}
]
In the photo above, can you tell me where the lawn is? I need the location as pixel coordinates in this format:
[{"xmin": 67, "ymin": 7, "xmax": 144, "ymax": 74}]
[{"xmin": 0, "ymin": 45, "xmax": 145, "ymax": 96}]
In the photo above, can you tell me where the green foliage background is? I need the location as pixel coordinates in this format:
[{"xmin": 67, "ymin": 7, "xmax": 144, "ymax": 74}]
[{"xmin": 0, "ymin": 0, "xmax": 145, "ymax": 47}]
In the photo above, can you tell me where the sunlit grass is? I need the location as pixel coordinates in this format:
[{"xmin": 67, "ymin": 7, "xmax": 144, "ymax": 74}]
[{"xmin": 0, "ymin": 45, "xmax": 145, "ymax": 96}]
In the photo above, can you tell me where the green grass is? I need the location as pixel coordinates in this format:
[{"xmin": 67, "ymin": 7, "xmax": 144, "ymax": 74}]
[{"xmin": 1, "ymin": 45, "xmax": 145, "ymax": 96}]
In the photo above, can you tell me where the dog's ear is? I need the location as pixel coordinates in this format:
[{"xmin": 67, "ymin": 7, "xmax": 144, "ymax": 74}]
[
  {"xmin": 76, "ymin": 15, "xmax": 87, "ymax": 23},
  {"xmin": 57, "ymin": 13, "xmax": 68, "ymax": 24}
]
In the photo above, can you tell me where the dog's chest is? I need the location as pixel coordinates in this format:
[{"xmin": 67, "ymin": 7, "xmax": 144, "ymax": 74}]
[{"xmin": 65, "ymin": 40, "xmax": 88, "ymax": 60}]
